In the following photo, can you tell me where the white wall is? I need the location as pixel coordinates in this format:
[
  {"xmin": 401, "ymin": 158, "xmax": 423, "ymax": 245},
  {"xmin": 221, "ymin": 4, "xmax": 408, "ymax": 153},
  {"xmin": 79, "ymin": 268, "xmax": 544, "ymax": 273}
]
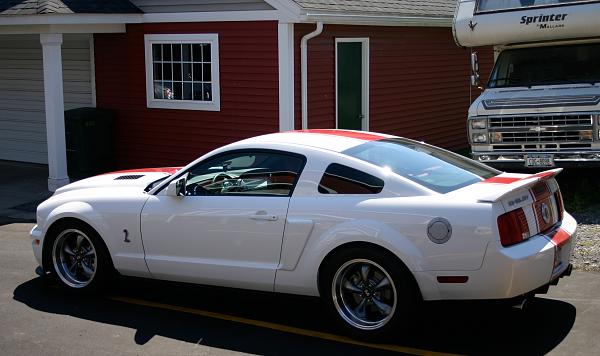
[{"xmin": 0, "ymin": 33, "xmax": 93, "ymax": 164}]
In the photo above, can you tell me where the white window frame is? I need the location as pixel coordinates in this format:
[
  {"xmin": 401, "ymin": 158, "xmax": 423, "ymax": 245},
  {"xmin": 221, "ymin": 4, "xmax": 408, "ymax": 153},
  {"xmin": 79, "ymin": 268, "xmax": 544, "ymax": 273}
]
[
  {"xmin": 335, "ymin": 37, "xmax": 370, "ymax": 131},
  {"xmin": 144, "ymin": 33, "xmax": 220, "ymax": 111}
]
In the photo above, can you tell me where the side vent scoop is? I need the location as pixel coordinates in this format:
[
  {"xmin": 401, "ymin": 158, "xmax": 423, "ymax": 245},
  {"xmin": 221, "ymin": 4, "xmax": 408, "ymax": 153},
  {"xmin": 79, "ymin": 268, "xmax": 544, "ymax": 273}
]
[{"xmin": 114, "ymin": 174, "xmax": 144, "ymax": 180}]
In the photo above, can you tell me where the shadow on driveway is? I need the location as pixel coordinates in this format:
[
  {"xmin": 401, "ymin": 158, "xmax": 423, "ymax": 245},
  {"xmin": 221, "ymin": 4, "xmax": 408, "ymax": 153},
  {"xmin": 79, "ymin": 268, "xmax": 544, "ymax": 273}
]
[{"xmin": 13, "ymin": 275, "xmax": 576, "ymax": 355}]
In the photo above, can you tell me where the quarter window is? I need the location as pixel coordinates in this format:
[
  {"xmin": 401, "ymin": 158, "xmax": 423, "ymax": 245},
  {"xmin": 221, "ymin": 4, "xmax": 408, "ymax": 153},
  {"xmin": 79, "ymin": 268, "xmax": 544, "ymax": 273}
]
[
  {"xmin": 318, "ymin": 163, "xmax": 384, "ymax": 194},
  {"xmin": 144, "ymin": 34, "xmax": 220, "ymax": 111},
  {"xmin": 184, "ymin": 151, "xmax": 305, "ymax": 197}
]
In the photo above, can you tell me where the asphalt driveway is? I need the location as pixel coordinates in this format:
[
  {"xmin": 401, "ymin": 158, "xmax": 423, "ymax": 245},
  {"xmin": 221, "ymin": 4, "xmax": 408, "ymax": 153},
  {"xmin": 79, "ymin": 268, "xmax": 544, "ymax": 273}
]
[{"xmin": 1, "ymin": 223, "xmax": 600, "ymax": 355}]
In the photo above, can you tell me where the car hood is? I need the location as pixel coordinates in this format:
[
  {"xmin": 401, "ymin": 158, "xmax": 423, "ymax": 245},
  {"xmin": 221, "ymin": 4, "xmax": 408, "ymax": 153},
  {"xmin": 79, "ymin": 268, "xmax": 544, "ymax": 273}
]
[
  {"xmin": 53, "ymin": 167, "xmax": 182, "ymax": 196},
  {"xmin": 472, "ymin": 84, "xmax": 600, "ymax": 116}
]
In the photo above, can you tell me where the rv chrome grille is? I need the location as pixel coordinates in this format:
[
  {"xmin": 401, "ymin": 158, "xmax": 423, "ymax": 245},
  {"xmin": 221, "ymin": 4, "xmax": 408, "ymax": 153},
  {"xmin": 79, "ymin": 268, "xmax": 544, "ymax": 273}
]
[{"xmin": 489, "ymin": 114, "xmax": 592, "ymax": 128}]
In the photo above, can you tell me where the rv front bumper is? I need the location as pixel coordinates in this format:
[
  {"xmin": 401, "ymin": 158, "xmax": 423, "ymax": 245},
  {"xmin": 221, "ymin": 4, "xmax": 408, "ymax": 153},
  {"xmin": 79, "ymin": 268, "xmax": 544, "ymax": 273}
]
[{"xmin": 472, "ymin": 151, "xmax": 600, "ymax": 169}]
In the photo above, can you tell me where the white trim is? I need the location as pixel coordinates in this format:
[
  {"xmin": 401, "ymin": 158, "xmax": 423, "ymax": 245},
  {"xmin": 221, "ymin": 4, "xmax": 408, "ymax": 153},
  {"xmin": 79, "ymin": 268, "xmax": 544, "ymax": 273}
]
[
  {"xmin": 0, "ymin": 13, "xmax": 142, "ymax": 25},
  {"xmin": 300, "ymin": 22, "xmax": 323, "ymax": 130},
  {"xmin": 335, "ymin": 38, "xmax": 370, "ymax": 131},
  {"xmin": 278, "ymin": 23, "xmax": 295, "ymax": 132},
  {"xmin": 142, "ymin": 10, "xmax": 283, "ymax": 23},
  {"xmin": 303, "ymin": 13, "xmax": 453, "ymax": 27},
  {"xmin": 40, "ymin": 33, "xmax": 70, "ymax": 191},
  {"xmin": 144, "ymin": 34, "xmax": 221, "ymax": 112},
  {"xmin": 264, "ymin": 0, "xmax": 303, "ymax": 21},
  {"xmin": 0, "ymin": 23, "xmax": 127, "ymax": 34},
  {"xmin": 89, "ymin": 34, "xmax": 97, "ymax": 108}
]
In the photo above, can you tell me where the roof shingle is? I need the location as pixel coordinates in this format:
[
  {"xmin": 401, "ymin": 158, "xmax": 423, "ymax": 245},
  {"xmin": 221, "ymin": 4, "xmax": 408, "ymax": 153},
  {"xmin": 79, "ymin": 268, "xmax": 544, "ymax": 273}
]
[
  {"xmin": 0, "ymin": 0, "xmax": 142, "ymax": 15},
  {"xmin": 293, "ymin": 0, "xmax": 456, "ymax": 18}
]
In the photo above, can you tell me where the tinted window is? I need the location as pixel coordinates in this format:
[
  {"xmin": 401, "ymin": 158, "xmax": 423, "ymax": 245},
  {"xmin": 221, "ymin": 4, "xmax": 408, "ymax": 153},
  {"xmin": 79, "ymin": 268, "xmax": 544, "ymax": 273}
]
[
  {"xmin": 319, "ymin": 163, "xmax": 384, "ymax": 194},
  {"xmin": 184, "ymin": 151, "xmax": 305, "ymax": 196},
  {"xmin": 477, "ymin": 0, "xmax": 586, "ymax": 13},
  {"xmin": 488, "ymin": 43, "xmax": 600, "ymax": 88},
  {"xmin": 342, "ymin": 139, "xmax": 499, "ymax": 193}
]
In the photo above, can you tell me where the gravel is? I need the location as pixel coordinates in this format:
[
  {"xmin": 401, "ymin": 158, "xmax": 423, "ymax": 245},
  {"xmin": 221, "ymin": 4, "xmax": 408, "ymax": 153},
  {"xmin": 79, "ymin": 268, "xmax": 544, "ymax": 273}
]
[{"xmin": 571, "ymin": 206, "xmax": 600, "ymax": 272}]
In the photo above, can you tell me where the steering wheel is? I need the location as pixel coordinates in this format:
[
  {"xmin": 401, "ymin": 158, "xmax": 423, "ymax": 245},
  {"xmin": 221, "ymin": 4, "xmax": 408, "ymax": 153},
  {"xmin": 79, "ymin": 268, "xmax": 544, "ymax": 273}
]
[{"xmin": 212, "ymin": 172, "xmax": 233, "ymax": 184}]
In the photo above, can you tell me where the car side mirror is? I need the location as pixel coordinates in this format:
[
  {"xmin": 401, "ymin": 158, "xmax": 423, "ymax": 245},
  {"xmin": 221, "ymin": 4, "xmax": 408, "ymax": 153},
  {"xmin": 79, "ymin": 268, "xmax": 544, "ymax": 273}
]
[{"xmin": 166, "ymin": 175, "xmax": 187, "ymax": 197}]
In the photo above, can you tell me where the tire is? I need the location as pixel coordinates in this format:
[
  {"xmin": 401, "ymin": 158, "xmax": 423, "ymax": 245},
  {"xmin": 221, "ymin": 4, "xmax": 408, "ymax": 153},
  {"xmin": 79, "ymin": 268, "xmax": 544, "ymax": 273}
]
[
  {"xmin": 319, "ymin": 246, "xmax": 421, "ymax": 340},
  {"xmin": 43, "ymin": 220, "xmax": 113, "ymax": 293}
]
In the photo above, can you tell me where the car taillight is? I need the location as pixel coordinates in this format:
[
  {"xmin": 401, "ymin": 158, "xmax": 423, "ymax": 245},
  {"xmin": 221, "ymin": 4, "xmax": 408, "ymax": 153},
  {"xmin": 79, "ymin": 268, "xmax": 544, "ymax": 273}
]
[
  {"xmin": 555, "ymin": 189, "xmax": 564, "ymax": 221},
  {"xmin": 497, "ymin": 208, "xmax": 530, "ymax": 247}
]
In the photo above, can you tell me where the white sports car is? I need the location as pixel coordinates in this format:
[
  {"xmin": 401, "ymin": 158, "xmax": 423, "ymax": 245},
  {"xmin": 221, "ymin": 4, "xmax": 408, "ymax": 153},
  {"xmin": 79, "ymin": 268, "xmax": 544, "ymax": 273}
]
[{"xmin": 30, "ymin": 129, "xmax": 576, "ymax": 337}]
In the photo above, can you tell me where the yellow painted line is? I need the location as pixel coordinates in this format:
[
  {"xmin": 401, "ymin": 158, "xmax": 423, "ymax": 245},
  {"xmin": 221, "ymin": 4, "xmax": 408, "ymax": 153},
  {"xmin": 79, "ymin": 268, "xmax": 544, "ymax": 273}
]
[{"xmin": 108, "ymin": 295, "xmax": 461, "ymax": 356}]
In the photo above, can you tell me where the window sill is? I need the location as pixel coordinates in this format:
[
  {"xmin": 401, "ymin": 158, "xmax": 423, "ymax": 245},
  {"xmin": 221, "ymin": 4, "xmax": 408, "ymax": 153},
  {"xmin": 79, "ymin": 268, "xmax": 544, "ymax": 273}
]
[{"xmin": 146, "ymin": 99, "xmax": 220, "ymax": 111}]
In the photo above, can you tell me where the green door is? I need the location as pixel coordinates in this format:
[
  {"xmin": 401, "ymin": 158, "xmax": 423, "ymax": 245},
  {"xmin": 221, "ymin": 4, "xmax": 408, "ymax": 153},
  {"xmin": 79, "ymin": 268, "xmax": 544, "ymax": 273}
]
[{"xmin": 337, "ymin": 42, "xmax": 363, "ymax": 130}]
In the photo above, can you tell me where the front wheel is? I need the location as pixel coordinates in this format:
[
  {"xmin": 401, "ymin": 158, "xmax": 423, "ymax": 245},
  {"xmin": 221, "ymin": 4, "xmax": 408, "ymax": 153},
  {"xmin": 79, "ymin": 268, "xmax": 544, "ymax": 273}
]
[
  {"xmin": 45, "ymin": 221, "xmax": 112, "ymax": 292},
  {"xmin": 320, "ymin": 247, "xmax": 420, "ymax": 339}
]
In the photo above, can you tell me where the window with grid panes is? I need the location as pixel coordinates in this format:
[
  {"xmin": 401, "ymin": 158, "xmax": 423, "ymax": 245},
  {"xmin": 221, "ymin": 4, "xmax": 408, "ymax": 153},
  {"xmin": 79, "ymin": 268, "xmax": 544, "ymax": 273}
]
[{"xmin": 144, "ymin": 34, "xmax": 220, "ymax": 111}]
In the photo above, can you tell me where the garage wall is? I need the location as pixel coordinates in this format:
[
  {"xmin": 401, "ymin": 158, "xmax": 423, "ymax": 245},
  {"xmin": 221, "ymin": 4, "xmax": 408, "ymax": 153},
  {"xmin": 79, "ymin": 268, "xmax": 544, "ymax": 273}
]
[
  {"xmin": 0, "ymin": 34, "xmax": 94, "ymax": 164},
  {"xmin": 294, "ymin": 25, "xmax": 494, "ymax": 151},
  {"xmin": 94, "ymin": 21, "xmax": 279, "ymax": 169}
]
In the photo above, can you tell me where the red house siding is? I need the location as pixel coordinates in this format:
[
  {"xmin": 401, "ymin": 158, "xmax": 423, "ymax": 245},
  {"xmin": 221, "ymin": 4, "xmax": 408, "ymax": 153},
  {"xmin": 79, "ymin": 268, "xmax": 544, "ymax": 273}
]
[
  {"xmin": 94, "ymin": 21, "xmax": 279, "ymax": 169},
  {"xmin": 294, "ymin": 24, "xmax": 493, "ymax": 151}
]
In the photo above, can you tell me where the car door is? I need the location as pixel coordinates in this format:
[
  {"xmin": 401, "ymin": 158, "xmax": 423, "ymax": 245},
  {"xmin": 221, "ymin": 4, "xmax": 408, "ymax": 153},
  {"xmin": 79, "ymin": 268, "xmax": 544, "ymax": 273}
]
[{"xmin": 140, "ymin": 149, "xmax": 306, "ymax": 291}]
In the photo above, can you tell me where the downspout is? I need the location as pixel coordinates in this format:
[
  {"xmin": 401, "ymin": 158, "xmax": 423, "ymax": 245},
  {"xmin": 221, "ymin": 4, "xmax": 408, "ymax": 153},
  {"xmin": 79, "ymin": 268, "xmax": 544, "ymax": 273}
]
[{"xmin": 300, "ymin": 22, "xmax": 323, "ymax": 130}]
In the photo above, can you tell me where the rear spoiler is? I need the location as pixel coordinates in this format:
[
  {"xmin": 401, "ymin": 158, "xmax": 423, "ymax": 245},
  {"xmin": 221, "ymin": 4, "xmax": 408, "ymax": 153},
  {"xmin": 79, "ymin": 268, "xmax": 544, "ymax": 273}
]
[{"xmin": 477, "ymin": 168, "xmax": 562, "ymax": 203}]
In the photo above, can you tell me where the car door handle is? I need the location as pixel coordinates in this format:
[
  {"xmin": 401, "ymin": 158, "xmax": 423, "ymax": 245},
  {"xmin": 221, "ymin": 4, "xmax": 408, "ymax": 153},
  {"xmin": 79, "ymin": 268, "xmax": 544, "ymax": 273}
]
[{"xmin": 250, "ymin": 211, "xmax": 278, "ymax": 221}]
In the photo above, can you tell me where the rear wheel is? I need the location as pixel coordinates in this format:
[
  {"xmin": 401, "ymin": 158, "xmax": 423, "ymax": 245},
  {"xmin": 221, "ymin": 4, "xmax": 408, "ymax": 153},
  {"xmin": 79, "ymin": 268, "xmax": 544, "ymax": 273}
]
[
  {"xmin": 45, "ymin": 221, "xmax": 112, "ymax": 293},
  {"xmin": 320, "ymin": 246, "xmax": 420, "ymax": 339}
]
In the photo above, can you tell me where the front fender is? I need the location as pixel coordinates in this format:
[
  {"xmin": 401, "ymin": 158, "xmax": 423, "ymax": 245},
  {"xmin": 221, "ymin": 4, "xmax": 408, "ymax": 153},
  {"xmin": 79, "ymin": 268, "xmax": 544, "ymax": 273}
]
[{"xmin": 40, "ymin": 197, "xmax": 151, "ymax": 277}]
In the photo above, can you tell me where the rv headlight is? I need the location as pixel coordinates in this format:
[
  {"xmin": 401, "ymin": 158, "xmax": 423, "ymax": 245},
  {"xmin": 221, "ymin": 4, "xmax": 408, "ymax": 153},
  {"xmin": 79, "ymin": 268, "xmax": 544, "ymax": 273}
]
[
  {"xmin": 472, "ymin": 133, "xmax": 488, "ymax": 143},
  {"xmin": 470, "ymin": 118, "xmax": 487, "ymax": 129},
  {"xmin": 490, "ymin": 132, "xmax": 503, "ymax": 143}
]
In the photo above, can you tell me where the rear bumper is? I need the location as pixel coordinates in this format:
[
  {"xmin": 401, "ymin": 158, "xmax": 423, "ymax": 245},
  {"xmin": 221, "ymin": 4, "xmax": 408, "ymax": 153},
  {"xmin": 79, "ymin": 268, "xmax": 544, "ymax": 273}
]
[{"xmin": 415, "ymin": 212, "xmax": 577, "ymax": 301}]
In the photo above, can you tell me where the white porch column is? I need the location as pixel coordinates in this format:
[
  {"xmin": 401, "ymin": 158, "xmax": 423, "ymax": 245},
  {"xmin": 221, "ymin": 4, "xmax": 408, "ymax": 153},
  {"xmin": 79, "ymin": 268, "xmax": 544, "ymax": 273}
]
[
  {"xmin": 278, "ymin": 22, "xmax": 294, "ymax": 132},
  {"xmin": 40, "ymin": 33, "xmax": 70, "ymax": 191}
]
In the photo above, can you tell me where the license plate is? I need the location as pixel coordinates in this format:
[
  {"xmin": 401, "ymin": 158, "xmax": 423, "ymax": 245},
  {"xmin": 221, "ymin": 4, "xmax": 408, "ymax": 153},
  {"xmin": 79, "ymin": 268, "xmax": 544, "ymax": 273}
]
[{"xmin": 525, "ymin": 154, "xmax": 554, "ymax": 167}]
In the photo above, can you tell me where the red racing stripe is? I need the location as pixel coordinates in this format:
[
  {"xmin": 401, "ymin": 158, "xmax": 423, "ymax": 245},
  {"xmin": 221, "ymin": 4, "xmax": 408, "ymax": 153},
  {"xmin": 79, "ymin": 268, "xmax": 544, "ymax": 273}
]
[
  {"xmin": 480, "ymin": 176, "xmax": 522, "ymax": 184},
  {"xmin": 291, "ymin": 129, "xmax": 386, "ymax": 141},
  {"xmin": 106, "ymin": 167, "xmax": 182, "ymax": 175},
  {"xmin": 550, "ymin": 228, "xmax": 571, "ymax": 247}
]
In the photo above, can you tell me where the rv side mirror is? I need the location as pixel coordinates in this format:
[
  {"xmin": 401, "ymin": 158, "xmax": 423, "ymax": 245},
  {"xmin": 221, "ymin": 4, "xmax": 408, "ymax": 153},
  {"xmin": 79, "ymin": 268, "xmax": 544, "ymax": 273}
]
[
  {"xmin": 166, "ymin": 175, "xmax": 187, "ymax": 197},
  {"xmin": 470, "ymin": 52, "xmax": 480, "ymax": 87}
]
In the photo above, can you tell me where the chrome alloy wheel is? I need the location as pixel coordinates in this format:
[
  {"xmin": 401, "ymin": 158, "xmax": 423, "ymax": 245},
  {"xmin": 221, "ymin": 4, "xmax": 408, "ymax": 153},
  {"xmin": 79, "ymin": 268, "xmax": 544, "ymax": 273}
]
[
  {"xmin": 332, "ymin": 259, "xmax": 397, "ymax": 330},
  {"xmin": 52, "ymin": 229, "xmax": 97, "ymax": 288}
]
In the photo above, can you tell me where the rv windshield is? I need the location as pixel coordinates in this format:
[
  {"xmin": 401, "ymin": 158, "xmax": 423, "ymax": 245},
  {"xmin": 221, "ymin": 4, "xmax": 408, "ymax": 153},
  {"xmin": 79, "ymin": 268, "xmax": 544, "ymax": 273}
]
[
  {"xmin": 477, "ymin": 0, "xmax": 590, "ymax": 13},
  {"xmin": 488, "ymin": 43, "xmax": 600, "ymax": 88}
]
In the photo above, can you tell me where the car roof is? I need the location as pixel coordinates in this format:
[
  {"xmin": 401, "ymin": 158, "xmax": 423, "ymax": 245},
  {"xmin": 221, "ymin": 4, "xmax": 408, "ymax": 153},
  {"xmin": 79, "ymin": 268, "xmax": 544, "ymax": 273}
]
[{"xmin": 233, "ymin": 129, "xmax": 396, "ymax": 153}]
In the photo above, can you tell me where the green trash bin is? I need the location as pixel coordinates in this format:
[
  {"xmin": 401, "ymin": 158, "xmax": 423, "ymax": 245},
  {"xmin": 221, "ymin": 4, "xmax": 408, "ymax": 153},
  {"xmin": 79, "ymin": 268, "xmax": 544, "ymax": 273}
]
[{"xmin": 64, "ymin": 107, "xmax": 115, "ymax": 178}]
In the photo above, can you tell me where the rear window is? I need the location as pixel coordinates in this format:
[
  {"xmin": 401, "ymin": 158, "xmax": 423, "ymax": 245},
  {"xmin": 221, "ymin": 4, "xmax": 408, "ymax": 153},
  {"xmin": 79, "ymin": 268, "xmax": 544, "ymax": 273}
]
[
  {"xmin": 319, "ymin": 163, "xmax": 384, "ymax": 194},
  {"xmin": 342, "ymin": 138, "xmax": 499, "ymax": 193}
]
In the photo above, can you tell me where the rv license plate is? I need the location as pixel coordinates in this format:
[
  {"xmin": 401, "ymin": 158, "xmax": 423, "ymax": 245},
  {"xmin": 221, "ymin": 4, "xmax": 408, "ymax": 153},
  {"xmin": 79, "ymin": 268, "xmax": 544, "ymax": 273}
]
[{"xmin": 525, "ymin": 154, "xmax": 554, "ymax": 167}]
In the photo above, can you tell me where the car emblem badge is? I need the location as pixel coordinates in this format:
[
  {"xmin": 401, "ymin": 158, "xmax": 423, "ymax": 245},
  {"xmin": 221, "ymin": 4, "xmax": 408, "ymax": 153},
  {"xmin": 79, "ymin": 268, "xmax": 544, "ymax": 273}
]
[
  {"xmin": 529, "ymin": 126, "xmax": 546, "ymax": 133},
  {"xmin": 540, "ymin": 203, "xmax": 551, "ymax": 224}
]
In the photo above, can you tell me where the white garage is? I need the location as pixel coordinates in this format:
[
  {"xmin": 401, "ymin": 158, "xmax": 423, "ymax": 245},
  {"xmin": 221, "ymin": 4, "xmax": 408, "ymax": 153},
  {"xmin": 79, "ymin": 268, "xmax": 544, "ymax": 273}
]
[{"xmin": 0, "ymin": 34, "xmax": 94, "ymax": 164}]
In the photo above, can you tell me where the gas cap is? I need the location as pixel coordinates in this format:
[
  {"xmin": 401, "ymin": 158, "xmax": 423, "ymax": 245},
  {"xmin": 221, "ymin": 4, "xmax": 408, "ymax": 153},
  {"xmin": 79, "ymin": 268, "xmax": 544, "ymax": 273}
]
[{"xmin": 427, "ymin": 217, "xmax": 452, "ymax": 244}]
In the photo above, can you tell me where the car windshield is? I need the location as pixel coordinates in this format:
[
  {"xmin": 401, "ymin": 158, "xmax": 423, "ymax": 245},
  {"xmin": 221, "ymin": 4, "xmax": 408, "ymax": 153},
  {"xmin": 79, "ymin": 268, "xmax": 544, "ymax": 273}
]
[
  {"xmin": 342, "ymin": 138, "xmax": 499, "ymax": 193},
  {"xmin": 488, "ymin": 43, "xmax": 600, "ymax": 88}
]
